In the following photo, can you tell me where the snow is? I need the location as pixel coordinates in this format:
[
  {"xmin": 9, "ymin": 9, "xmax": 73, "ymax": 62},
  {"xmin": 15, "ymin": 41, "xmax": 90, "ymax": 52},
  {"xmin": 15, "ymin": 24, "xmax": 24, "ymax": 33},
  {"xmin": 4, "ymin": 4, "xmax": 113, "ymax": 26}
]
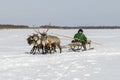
[{"xmin": 0, "ymin": 29, "xmax": 120, "ymax": 80}]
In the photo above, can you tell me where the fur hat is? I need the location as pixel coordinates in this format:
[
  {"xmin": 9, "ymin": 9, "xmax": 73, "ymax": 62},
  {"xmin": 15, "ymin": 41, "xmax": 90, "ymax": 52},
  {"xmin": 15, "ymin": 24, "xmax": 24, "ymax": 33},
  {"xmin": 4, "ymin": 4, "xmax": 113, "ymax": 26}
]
[{"xmin": 78, "ymin": 29, "xmax": 83, "ymax": 33}]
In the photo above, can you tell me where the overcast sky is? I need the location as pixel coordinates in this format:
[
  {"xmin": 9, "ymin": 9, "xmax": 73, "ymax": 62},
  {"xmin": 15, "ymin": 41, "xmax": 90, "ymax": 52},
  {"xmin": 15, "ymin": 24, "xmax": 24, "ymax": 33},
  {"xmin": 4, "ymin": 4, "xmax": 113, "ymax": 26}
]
[{"xmin": 0, "ymin": 0, "xmax": 120, "ymax": 26}]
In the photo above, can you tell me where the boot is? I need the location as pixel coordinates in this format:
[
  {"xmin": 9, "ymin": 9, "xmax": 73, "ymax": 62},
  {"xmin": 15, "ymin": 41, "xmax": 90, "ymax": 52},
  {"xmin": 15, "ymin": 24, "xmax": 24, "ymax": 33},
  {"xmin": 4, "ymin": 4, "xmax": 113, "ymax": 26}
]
[{"xmin": 82, "ymin": 41, "xmax": 87, "ymax": 51}]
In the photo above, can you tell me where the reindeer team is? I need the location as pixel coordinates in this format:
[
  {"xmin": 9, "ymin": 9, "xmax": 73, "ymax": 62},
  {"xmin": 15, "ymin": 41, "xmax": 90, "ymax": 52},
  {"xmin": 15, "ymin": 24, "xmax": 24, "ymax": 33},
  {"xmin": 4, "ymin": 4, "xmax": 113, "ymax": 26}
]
[{"xmin": 27, "ymin": 29, "xmax": 62, "ymax": 54}]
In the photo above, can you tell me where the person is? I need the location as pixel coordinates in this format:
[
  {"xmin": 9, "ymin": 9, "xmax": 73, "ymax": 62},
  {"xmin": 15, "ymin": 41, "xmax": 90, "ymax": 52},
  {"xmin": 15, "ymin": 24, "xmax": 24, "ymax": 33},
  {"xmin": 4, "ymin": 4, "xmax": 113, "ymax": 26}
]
[{"xmin": 73, "ymin": 29, "xmax": 87, "ymax": 51}]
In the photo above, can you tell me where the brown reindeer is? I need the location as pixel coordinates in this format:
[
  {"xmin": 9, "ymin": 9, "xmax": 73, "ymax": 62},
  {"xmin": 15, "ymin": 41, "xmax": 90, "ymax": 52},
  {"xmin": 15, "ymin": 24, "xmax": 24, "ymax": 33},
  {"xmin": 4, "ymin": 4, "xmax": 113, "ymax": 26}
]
[
  {"xmin": 40, "ymin": 32, "xmax": 62, "ymax": 53},
  {"xmin": 27, "ymin": 34, "xmax": 43, "ymax": 54}
]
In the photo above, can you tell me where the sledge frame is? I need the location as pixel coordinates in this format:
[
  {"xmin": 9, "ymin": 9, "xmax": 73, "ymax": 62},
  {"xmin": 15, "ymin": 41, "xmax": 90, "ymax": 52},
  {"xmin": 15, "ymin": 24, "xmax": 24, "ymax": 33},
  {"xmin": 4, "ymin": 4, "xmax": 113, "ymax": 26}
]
[
  {"xmin": 68, "ymin": 41, "xmax": 93, "ymax": 52},
  {"xmin": 68, "ymin": 42, "xmax": 83, "ymax": 51}
]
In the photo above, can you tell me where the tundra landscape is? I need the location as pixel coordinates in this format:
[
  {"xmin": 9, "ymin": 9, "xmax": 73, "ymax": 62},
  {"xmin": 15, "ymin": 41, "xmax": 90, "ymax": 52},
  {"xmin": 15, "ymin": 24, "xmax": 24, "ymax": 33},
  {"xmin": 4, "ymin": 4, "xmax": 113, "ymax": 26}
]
[{"xmin": 0, "ymin": 29, "xmax": 120, "ymax": 80}]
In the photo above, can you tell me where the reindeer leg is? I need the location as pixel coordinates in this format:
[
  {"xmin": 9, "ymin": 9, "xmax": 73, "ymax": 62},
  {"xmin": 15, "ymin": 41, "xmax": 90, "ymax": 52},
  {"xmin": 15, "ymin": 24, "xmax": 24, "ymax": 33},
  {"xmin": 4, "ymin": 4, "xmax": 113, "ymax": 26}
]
[
  {"xmin": 57, "ymin": 44, "xmax": 62, "ymax": 53},
  {"xmin": 54, "ymin": 46, "xmax": 57, "ymax": 52},
  {"xmin": 46, "ymin": 43, "xmax": 52, "ymax": 54},
  {"xmin": 45, "ymin": 46, "xmax": 48, "ymax": 54},
  {"xmin": 30, "ymin": 46, "xmax": 35, "ymax": 54},
  {"xmin": 38, "ymin": 48, "xmax": 40, "ymax": 54},
  {"xmin": 33, "ymin": 47, "xmax": 37, "ymax": 55},
  {"xmin": 50, "ymin": 45, "xmax": 52, "ymax": 54},
  {"xmin": 52, "ymin": 43, "xmax": 56, "ymax": 53},
  {"xmin": 30, "ymin": 49, "xmax": 33, "ymax": 54},
  {"xmin": 42, "ymin": 45, "xmax": 46, "ymax": 54},
  {"xmin": 59, "ymin": 47, "xmax": 62, "ymax": 53},
  {"xmin": 41, "ymin": 46, "xmax": 44, "ymax": 54}
]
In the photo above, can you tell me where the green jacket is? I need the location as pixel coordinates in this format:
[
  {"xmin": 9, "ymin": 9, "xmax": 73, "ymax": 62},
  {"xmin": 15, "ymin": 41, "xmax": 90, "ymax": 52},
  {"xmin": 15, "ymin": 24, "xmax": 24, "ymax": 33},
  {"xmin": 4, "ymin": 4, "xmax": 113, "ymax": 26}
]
[{"xmin": 74, "ymin": 33, "xmax": 87, "ymax": 42}]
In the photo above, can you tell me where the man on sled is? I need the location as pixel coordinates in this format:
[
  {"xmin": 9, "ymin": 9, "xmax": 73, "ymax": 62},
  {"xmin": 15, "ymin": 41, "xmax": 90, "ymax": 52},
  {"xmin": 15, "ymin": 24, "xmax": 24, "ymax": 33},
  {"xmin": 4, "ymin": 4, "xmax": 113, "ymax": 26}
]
[{"xmin": 72, "ymin": 29, "xmax": 87, "ymax": 51}]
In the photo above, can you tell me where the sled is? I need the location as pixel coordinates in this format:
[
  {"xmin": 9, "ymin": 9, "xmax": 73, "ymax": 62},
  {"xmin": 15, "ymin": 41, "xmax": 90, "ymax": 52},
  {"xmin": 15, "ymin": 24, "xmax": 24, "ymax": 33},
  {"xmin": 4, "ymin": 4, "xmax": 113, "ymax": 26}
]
[{"xmin": 68, "ymin": 40, "xmax": 94, "ymax": 52}]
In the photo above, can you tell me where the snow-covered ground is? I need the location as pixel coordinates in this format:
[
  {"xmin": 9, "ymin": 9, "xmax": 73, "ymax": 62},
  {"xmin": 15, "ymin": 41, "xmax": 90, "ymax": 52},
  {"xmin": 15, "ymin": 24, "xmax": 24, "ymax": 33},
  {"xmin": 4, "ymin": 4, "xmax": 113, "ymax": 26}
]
[{"xmin": 0, "ymin": 29, "xmax": 120, "ymax": 80}]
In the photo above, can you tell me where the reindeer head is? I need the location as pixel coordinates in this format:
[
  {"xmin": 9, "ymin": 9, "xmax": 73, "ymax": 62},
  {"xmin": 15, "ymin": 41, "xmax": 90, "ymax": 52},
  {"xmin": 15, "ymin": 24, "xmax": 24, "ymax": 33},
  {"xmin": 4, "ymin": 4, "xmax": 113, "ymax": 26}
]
[
  {"xmin": 27, "ymin": 34, "xmax": 41, "ymax": 45},
  {"xmin": 32, "ymin": 34, "xmax": 40, "ymax": 41},
  {"xmin": 40, "ymin": 32, "xmax": 47, "ymax": 41},
  {"xmin": 27, "ymin": 35, "xmax": 34, "ymax": 45}
]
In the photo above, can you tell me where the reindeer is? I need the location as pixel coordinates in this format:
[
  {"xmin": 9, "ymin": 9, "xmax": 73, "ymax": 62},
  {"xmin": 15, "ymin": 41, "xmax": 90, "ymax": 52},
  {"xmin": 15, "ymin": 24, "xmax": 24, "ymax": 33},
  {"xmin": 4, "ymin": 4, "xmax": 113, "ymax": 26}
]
[
  {"xmin": 27, "ymin": 34, "xmax": 43, "ymax": 54},
  {"xmin": 40, "ymin": 32, "xmax": 62, "ymax": 54}
]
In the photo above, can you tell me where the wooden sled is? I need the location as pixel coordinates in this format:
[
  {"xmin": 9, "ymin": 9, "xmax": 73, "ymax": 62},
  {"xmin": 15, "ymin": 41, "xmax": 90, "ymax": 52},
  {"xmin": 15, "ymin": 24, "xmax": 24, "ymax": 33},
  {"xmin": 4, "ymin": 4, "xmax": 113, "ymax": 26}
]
[{"xmin": 68, "ymin": 40, "xmax": 94, "ymax": 51}]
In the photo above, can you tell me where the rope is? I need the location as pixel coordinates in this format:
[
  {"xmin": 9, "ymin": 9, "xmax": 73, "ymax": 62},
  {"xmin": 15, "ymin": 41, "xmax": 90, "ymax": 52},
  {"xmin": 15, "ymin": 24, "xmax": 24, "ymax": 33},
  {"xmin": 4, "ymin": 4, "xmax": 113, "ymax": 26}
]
[
  {"xmin": 91, "ymin": 41, "xmax": 102, "ymax": 45},
  {"xmin": 51, "ymin": 33, "xmax": 73, "ymax": 39}
]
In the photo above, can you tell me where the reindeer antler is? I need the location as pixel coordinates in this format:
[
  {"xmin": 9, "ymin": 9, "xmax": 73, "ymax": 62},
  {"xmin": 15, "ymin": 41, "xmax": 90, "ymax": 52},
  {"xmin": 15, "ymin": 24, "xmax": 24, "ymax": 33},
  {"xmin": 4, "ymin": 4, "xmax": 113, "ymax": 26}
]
[
  {"xmin": 33, "ymin": 28, "xmax": 39, "ymax": 33},
  {"xmin": 37, "ymin": 29, "xmax": 42, "ymax": 34},
  {"xmin": 33, "ymin": 26, "xmax": 42, "ymax": 34}
]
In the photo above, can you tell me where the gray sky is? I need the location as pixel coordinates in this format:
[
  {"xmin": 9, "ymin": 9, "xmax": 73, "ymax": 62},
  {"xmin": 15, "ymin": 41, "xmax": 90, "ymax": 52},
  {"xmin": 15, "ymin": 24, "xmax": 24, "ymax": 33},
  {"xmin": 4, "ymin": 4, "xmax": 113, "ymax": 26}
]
[{"xmin": 0, "ymin": 0, "xmax": 120, "ymax": 26}]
